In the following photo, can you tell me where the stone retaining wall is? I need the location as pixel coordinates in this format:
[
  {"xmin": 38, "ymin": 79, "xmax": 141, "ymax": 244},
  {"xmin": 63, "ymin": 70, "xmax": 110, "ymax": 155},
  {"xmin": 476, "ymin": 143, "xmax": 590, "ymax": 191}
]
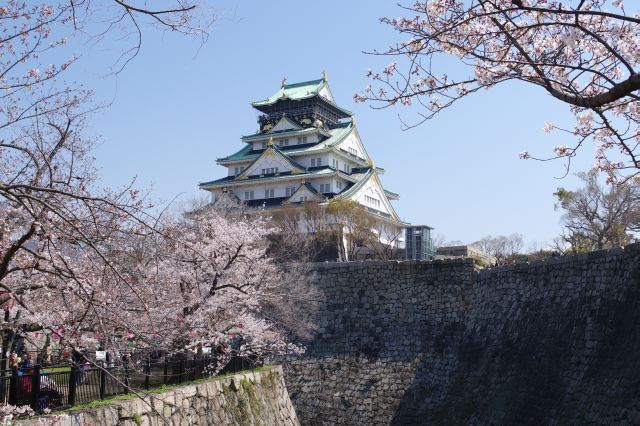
[
  {"xmin": 23, "ymin": 366, "xmax": 298, "ymax": 425},
  {"xmin": 285, "ymin": 244, "xmax": 640, "ymax": 425}
]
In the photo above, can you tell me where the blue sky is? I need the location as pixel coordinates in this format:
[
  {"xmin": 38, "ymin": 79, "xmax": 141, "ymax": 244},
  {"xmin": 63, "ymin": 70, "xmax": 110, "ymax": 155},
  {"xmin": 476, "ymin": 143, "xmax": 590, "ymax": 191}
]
[{"xmin": 64, "ymin": 0, "xmax": 598, "ymax": 248}]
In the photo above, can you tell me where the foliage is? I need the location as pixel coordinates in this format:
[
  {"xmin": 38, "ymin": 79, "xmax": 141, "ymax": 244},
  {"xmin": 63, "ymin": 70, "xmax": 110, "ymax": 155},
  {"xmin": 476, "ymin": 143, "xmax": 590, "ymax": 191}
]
[
  {"xmin": 327, "ymin": 199, "xmax": 378, "ymax": 261},
  {"xmin": 0, "ymin": 0, "xmax": 211, "ymax": 368},
  {"xmin": 507, "ymin": 249, "xmax": 556, "ymax": 262},
  {"xmin": 473, "ymin": 257, "xmax": 488, "ymax": 268},
  {"xmin": 268, "ymin": 202, "xmax": 322, "ymax": 262},
  {"xmin": 554, "ymin": 171, "xmax": 639, "ymax": 252},
  {"xmin": 0, "ymin": 0, "xmax": 299, "ymax": 383},
  {"xmin": 201, "ymin": 199, "xmax": 322, "ymax": 344},
  {"xmin": 359, "ymin": 0, "xmax": 640, "ymax": 181}
]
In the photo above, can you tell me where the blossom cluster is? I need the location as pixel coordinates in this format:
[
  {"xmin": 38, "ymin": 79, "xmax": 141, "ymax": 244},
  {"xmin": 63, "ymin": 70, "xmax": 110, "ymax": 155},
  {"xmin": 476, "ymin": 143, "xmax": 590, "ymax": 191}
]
[{"xmin": 359, "ymin": 0, "xmax": 640, "ymax": 180}]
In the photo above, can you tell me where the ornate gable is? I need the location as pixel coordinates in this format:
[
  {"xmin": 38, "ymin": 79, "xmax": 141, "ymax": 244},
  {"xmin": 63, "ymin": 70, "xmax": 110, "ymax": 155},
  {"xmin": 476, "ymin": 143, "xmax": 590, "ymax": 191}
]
[
  {"xmin": 212, "ymin": 190, "xmax": 242, "ymax": 209},
  {"xmin": 284, "ymin": 182, "xmax": 323, "ymax": 203},
  {"xmin": 318, "ymin": 84, "xmax": 335, "ymax": 103},
  {"xmin": 340, "ymin": 171, "xmax": 399, "ymax": 220},
  {"xmin": 237, "ymin": 146, "xmax": 305, "ymax": 179},
  {"xmin": 335, "ymin": 126, "xmax": 371, "ymax": 162},
  {"xmin": 269, "ymin": 116, "xmax": 301, "ymax": 133}
]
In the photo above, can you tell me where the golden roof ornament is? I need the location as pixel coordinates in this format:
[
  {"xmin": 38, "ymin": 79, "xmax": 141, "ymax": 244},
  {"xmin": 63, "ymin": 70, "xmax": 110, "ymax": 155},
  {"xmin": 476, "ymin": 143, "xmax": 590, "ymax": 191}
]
[
  {"xmin": 267, "ymin": 136, "xmax": 274, "ymax": 146},
  {"xmin": 322, "ymin": 70, "xmax": 327, "ymax": 82},
  {"xmin": 351, "ymin": 116, "xmax": 356, "ymax": 124},
  {"xmin": 281, "ymin": 77, "xmax": 287, "ymax": 88},
  {"xmin": 367, "ymin": 159, "xmax": 375, "ymax": 168}
]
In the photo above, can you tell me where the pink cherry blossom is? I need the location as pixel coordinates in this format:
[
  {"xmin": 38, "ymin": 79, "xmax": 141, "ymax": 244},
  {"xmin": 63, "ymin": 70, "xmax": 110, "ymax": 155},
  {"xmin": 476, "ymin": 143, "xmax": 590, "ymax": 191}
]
[{"xmin": 360, "ymin": 0, "xmax": 640, "ymax": 181}]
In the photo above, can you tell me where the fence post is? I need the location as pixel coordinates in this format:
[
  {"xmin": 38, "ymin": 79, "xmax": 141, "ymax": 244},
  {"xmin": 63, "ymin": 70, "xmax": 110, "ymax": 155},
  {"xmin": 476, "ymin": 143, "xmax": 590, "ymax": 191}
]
[
  {"xmin": 163, "ymin": 360, "xmax": 168, "ymax": 385},
  {"xmin": 8, "ymin": 368, "xmax": 17, "ymax": 406},
  {"xmin": 68, "ymin": 365, "xmax": 77, "ymax": 407},
  {"xmin": 99, "ymin": 367, "xmax": 106, "ymax": 400},
  {"xmin": 0, "ymin": 369, "xmax": 7, "ymax": 403},
  {"xmin": 123, "ymin": 362, "xmax": 130, "ymax": 394},
  {"xmin": 144, "ymin": 358, "xmax": 150, "ymax": 390},
  {"xmin": 30, "ymin": 365, "xmax": 41, "ymax": 411},
  {"xmin": 178, "ymin": 358, "xmax": 184, "ymax": 384}
]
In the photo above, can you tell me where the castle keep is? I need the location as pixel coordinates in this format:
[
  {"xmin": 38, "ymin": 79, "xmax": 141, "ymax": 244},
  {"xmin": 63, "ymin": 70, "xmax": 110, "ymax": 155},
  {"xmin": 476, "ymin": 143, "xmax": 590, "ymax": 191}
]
[{"xmin": 199, "ymin": 75, "xmax": 408, "ymax": 252}]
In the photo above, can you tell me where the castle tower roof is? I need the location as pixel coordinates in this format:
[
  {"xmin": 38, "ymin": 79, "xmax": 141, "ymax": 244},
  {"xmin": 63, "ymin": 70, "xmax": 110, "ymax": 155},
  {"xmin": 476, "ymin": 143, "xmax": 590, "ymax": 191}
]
[{"xmin": 199, "ymin": 75, "xmax": 409, "ymax": 227}]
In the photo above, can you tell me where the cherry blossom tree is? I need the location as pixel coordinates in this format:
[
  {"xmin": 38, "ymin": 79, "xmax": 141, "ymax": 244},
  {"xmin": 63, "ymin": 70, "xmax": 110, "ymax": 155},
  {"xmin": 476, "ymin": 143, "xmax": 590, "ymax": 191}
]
[
  {"xmin": 0, "ymin": 0, "xmax": 306, "ymax": 371},
  {"xmin": 24, "ymin": 205, "xmax": 305, "ymax": 363},
  {"xmin": 357, "ymin": 0, "xmax": 640, "ymax": 181},
  {"xmin": 0, "ymin": 2, "xmax": 307, "ymax": 394},
  {"xmin": 143, "ymin": 207, "xmax": 305, "ymax": 357},
  {"xmin": 0, "ymin": 0, "xmax": 214, "ymax": 363}
]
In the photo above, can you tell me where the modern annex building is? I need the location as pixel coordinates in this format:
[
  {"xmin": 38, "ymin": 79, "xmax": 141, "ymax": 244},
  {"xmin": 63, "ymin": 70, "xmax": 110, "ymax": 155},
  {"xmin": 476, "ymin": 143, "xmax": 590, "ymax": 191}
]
[{"xmin": 199, "ymin": 74, "xmax": 408, "ymax": 251}]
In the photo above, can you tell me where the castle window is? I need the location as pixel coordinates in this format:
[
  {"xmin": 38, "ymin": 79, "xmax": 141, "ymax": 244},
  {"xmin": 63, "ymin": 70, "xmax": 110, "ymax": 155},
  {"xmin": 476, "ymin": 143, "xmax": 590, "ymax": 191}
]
[
  {"xmin": 337, "ymin": 181, "xmax": 343, "ymax": 190},
  {"xmin": 319, "ymin": 183, "xmax": 331, "ymax": 193},
  {"xmin": 282, "ymin": 138, "xmax": 289, "ymax": 146},
  {"xmin": 343, "ymin": 163, "xmax": 351, "ymax": 173},
  {"xmin": 244, "ymin": 191, "xmax": 254, "ymax": 200},
  {"xmin": 264, "ymin": 189, "xmax": 275, "ymax": 199},
  {"xmin": 261, "ymin": 142, "xmax": 267, "ymax": 149},
  {"xmin": 285, "ymin": 186, "xmax": 297, "ymax": 197},
  {"xmin": 365, "ymin": 195, "xmax": 381, "ymax": 207}
]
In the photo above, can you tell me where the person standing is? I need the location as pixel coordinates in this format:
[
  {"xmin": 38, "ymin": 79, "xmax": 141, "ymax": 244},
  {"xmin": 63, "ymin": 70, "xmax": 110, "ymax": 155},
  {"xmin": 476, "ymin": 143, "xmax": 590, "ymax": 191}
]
[{"xmin": 20, "ymin": 353, "xmax": 33, "ymax": 369}]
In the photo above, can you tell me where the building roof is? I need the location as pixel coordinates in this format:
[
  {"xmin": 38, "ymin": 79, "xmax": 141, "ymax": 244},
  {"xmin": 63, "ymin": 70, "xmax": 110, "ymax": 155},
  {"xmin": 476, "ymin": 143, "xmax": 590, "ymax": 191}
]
[
  {"xmin": 234, "ymin": 144, "xmax": 306, "ymax": 180},
  {"xmin": 218, "ymin": 121, "xmax": 355, "ymax": 163},
  {"xmin": 251, "ymin": 78, "xmax": 325, "ymax": 106},
  {"xmin": 300, "ymin": 181, "xmax": 320, "ymax": 195},
  {"xmin": 406, "ymin": 224, "xmax": 434, "ymax": 229},
  {"xmin": 251, "ymin": 77, "xmax": 353, "ymax": 116},
  {"xmin": 384, "ymin": 189, "xmax": 400, "ymax": 200},
  {"xmin": 283, "ymin": 182, "xmax": 325, "ymax": 204},
  {"xmin": 199, "ymin": 166, "xmax": 339, "ymax": 188},
  {"xmin": 240, "ymin": 126, "xmax": 329, "ymax": 142},
  {"xmin": 245, "ymin": 197, "xmax": 289, "ymax": 209}
]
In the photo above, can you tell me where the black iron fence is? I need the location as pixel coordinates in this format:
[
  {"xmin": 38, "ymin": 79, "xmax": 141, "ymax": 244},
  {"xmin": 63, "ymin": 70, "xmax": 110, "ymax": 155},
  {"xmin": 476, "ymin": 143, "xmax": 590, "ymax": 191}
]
[{"xmin": 0, "ymin": 355, "xmax": 256, "ymax": 412}]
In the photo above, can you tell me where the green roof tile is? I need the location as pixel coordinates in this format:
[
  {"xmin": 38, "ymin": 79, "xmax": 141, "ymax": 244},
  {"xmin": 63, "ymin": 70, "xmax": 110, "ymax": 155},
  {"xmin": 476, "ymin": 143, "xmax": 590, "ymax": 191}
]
[
  {"xmin": 199, "ymin": 167, "xmax": 336, "ymax": 188},
  {"xmin": 251, "ymin": 79, "xmax": 325, "ymax": 106},
  {"xmin": 251, "ymin": 77, "xmax": 353, "ymax": 116},
  {"xmin": 217, "ymin": 122, "xmax": 354, "ymax": 163},
  {"xmin": 240, "ymin": 127, "xmax": 328, "ymax": 142},
  {"xmin": 219, "ymin": 144, "xmax": 256, "ymax": 161}
]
